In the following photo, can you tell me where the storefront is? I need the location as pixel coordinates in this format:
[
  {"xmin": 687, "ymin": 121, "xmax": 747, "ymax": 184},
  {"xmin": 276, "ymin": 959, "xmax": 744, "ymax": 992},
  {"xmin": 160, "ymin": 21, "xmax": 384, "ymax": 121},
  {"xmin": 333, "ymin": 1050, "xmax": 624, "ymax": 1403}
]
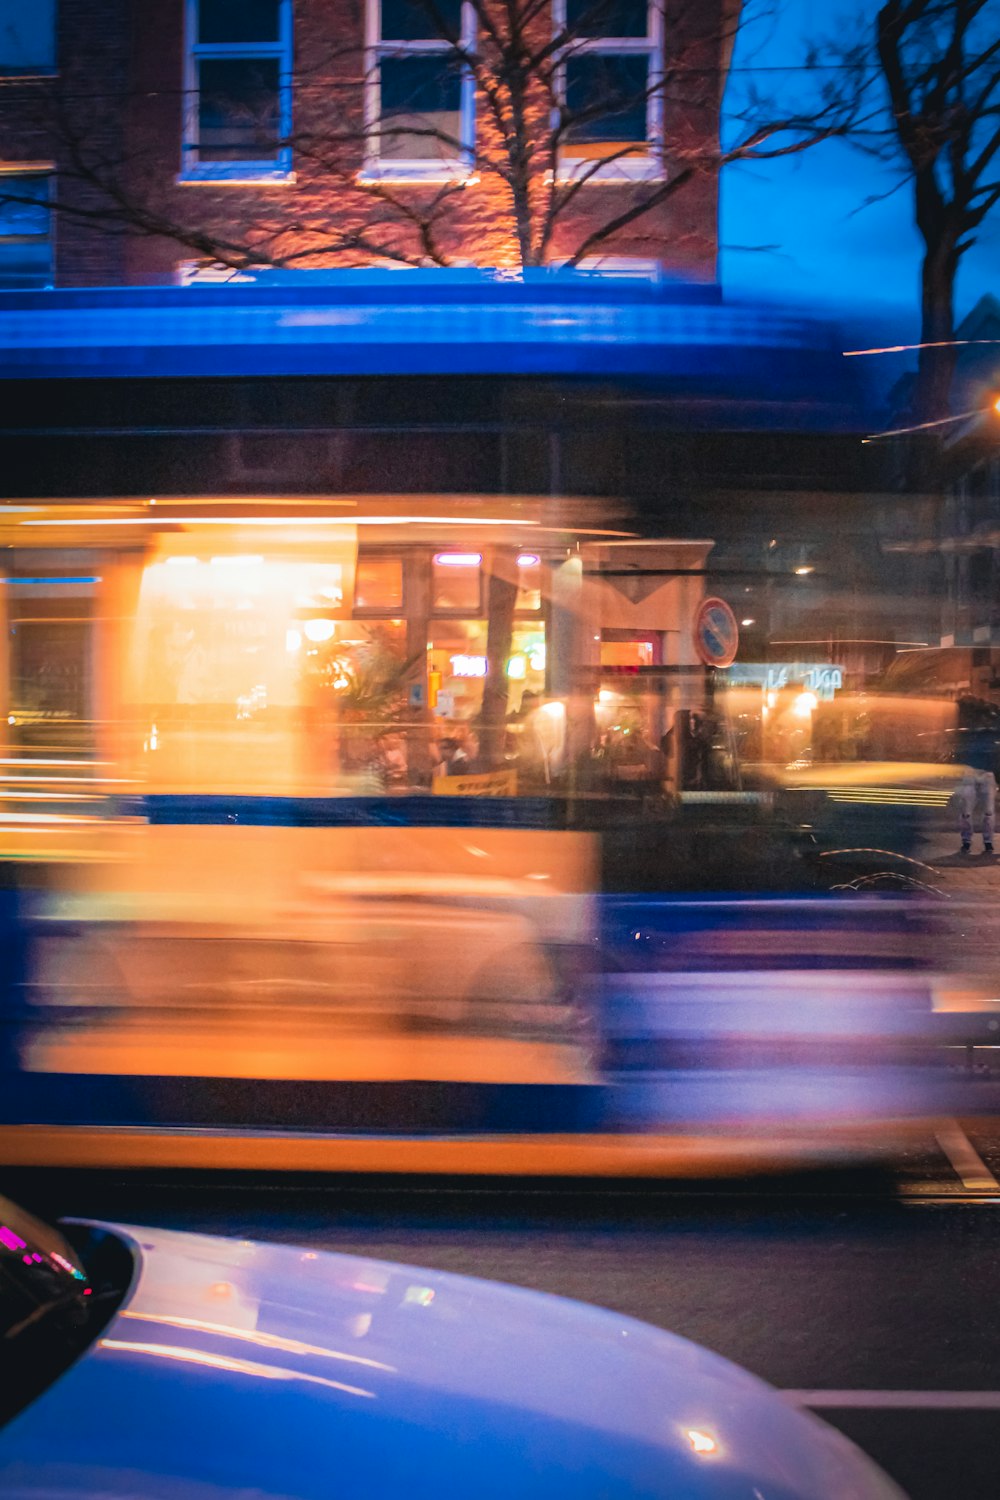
[{"xmin": 0, "ymin": 497, "xmax": 713, "ymax": 808}]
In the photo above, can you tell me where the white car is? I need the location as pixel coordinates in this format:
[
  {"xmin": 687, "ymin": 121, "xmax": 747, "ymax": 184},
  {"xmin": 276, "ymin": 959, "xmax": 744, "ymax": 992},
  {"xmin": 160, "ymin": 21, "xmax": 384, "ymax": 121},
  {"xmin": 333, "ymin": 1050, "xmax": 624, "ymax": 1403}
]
[{"xmin": 0, "ymin": 1193, "xmax": 904, "ymax": 1498}]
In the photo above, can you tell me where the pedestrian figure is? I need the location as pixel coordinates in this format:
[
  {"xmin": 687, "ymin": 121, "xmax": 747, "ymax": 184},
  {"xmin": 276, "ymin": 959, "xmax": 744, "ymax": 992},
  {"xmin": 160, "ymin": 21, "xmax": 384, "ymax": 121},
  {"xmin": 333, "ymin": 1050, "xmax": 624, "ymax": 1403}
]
[{"xmin": 952, "ymin": 702, "xmax": 999, "ymax": 856}]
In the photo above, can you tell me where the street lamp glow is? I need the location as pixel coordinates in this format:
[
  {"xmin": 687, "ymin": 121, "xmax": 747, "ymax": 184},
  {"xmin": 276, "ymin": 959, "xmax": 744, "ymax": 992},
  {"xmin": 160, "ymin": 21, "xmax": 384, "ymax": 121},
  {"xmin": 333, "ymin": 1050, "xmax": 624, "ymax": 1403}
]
[{"xmin": 794, "ymin": 566, "xmax": 814, "ymax": 576}]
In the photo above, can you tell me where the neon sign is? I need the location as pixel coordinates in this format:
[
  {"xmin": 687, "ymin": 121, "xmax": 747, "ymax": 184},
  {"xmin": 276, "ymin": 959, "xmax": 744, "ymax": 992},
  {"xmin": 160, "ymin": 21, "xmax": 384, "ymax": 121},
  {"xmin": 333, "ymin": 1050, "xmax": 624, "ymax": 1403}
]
[{"xmin": 450, "ymin": 654, "xmax": 488, "ymax": 678}]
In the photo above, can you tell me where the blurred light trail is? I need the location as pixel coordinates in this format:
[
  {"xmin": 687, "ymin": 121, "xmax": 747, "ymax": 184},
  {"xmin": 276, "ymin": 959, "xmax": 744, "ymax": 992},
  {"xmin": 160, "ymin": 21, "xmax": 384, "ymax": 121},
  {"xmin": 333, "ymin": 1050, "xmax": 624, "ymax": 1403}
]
[
  {"xmin": 862, "ymin": 406, "xmax": 991, "ymax": 442},
  {"xmin": 844, "ymin": 340, "xmax": 1000, "ymax": 355}
]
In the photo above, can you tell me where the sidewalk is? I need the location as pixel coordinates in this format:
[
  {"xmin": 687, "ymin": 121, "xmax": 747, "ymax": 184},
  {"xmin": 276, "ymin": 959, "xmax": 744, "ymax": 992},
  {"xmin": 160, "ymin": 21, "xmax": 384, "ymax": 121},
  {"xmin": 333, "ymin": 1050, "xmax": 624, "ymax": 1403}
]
[{"xmin": 917, "ymin": 833, "xmax": 1000, "ymax": 893}]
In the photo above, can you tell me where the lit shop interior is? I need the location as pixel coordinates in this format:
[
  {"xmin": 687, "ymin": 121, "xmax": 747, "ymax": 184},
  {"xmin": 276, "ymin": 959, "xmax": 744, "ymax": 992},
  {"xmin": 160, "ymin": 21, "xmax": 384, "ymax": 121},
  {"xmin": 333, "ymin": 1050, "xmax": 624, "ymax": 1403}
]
[{"xmin": 0, "ymin": 497, "xmax": 713, "ymax": 815}]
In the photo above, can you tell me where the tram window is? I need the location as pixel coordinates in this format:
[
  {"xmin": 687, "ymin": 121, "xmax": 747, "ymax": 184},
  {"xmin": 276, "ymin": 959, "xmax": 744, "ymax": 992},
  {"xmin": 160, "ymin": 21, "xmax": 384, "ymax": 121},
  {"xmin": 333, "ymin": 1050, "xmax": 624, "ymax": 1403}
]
[{"xmin": 8, "ymin": 619, "xmax": 93, "ymax": 748}]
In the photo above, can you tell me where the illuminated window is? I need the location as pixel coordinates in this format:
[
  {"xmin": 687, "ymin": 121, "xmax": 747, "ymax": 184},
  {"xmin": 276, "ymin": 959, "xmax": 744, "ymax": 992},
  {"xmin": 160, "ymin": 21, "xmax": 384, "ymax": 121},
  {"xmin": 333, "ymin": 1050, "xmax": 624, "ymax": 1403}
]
[
  {"xmin": 0, "ymin": 0, "xmax": 54, "ymax": 70},
  {"xmin": 432, "ymin": 552, "xmax": 481, "ymax": 612},
  {"xmin": 355, "ymin": 554, "xmax": 404, "ymax": 611},
  {"xmin": 0, "ymin": 173, "xmax": 51, "ymax": 288},
  {"xmin": 507, "ymin": 622, "xmax": 547, "ymax": 708},
  {"xmin": 183, "ymin": 0, "xmax": 292, "ymax": 180},
  {"xmin": 366, "ymin": 0, "xmax": 474, "ymax": 178},
  {"xmin": 600, "ymin": 638, "xmax": 654, "ymax": 666},
  {"xmin": 427, "ymin": 619, "xmax": 487, "ymax": 718},
  {"xmin": 555, "ymin": 0, "xmax": 661, "ymax": 177}
]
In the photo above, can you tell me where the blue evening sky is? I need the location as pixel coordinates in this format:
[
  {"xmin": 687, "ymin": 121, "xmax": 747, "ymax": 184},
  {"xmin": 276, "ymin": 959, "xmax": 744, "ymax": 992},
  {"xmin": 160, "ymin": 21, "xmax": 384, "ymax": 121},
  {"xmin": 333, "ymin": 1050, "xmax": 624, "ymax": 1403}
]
[{"xmin": 719, "ymin": 1, "xmax": 998, "ymax": 360}]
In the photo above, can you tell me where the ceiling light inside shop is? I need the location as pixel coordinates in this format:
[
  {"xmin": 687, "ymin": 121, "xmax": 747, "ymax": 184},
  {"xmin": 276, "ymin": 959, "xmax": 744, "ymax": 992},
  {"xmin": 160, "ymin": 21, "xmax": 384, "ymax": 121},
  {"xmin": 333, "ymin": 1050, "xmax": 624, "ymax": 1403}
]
[{"xmin": 303, "ymin": 619, "xmax": 337, "ymax": 643}]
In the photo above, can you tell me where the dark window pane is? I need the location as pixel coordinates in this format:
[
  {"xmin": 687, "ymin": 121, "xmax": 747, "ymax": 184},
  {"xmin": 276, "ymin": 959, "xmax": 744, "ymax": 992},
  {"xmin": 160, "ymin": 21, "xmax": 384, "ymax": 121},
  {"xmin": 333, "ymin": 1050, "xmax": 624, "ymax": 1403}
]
[
  {"xmin": 10, "ymin": 620, "xmax": 90, "ymax": 725},
  {"xmin": 198, "ymin": 58, "xmax": 281, "ymax": 161},
  {"xmin": 198, "ymin": 0, "xmax": 280, "ymax": 44},
  {"xmin": 565, "ymin": 0, "xmax": 647, "ymax": 37},
  {"xmin": 564, "ymin": 54, "xmax": 649, "ymax": 143},
  {"xmin": 0, "ymin": 0, "xmax": 55, "ymax": 68},
  {"xmin": 0, "ymin": 238, "xmax": 51, "ymax": 287},
  {"xmin": 378, "ymin": 56, "xmax": 463, "ymax": 159},
  {"xmin": 0, "ymin": 174, "xmax": 49, "ymax": 236},
  {"xmin": 380, "ymin": 0, "xmax": 462, "ymax": 41}
]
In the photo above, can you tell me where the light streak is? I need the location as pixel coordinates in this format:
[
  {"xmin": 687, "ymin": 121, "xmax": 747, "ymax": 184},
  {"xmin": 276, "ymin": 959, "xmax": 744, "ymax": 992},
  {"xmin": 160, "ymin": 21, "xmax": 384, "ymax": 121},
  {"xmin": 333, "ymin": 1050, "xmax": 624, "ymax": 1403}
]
[
  {"xmin": 862, "ymin": 405, "xmax": 994, "ymax": 442},
  {"xmin": 99, "ymin": 1339, "xmax": 375, "ymax": 1398},
  {"xmin": 845, "ymin": 339, "xmax": 1000, "ymax": 356}
]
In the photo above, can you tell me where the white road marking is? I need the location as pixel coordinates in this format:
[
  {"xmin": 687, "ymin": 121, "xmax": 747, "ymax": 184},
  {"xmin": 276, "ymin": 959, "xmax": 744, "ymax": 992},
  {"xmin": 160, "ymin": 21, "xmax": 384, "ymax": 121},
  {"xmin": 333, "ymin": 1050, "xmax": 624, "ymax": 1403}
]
[
  {"xmin": 785, "ymin": 1390, "xmax": 1000, "ymax": 1410},
  {"xmin": 934, "ymin": 1119, "xmax": 1000, "ymax": 1190}
]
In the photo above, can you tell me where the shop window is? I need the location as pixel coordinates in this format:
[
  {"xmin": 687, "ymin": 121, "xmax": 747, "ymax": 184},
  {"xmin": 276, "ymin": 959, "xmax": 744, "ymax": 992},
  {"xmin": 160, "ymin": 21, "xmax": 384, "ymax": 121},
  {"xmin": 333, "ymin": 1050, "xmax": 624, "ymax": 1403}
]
[
  {"xmin": 355, "ymin": 554, "xmax": 404, "ymax": 612},
  {"xmin": 183, "ymin": 0, "xmax": 292, "ymax": 180},
  {"xmin": 298, "ymin": 619, "xmax": 408, "ymax": 712},
  {"xmin": 0, "ymin": 173, "xmax": 52, "ymax": 288},
  {"xmin": 428, "ymin": 619, "xmax": 487, "ymax": 720},
  {"xmin": 506, "ymin": 622, "xmax": 547, "ymax": 710},
  {"xmin": 0, "ymin": 0, "xmax": 54, "ymax": 71},
  {"xmin": 600, "ymin": 638, "xmax": 655, "ymax": 667},
  {"xmin": 555, "ymin": 0, "xmax": 661, "ymax": 178},
  {"xmin": 366, "ymin": 0, "xmax": 474, "ymax": 178},
  {"xmin": 432, "ymin": 552, "xmax": 481, "ymax": 612}
]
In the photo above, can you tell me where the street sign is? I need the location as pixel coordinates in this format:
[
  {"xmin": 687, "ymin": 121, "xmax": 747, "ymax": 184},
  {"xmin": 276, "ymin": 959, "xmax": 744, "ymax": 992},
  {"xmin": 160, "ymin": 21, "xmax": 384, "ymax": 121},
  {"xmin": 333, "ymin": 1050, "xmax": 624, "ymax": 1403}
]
[{"xmin": 694, "ymin": 597, "xmax": 739, "ymax": 668}]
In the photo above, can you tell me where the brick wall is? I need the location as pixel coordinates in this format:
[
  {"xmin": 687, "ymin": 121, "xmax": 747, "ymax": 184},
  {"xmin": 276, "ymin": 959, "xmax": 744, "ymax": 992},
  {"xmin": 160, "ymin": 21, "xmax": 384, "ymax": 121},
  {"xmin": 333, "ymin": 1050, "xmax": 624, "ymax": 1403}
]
[{"xmin": 1, "ymin": 0, "xmax": 731, "ymax": 286}]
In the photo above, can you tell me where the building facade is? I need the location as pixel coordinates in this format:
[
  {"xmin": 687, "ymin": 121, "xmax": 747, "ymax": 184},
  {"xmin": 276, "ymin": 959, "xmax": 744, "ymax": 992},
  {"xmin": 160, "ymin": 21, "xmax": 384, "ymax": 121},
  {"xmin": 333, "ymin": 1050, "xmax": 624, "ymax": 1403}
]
[{"xmin": 0, "ymin": 0, "xmax": 735, "ymax": 288}]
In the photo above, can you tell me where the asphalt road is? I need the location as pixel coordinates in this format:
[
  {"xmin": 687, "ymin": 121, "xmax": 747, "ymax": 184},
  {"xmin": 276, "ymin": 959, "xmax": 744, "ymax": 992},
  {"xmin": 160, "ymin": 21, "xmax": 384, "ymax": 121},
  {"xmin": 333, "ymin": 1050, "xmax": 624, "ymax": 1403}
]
[{"xmin": 11, "ymin": 1140, "xmax": 1000, "ymax": 1500}]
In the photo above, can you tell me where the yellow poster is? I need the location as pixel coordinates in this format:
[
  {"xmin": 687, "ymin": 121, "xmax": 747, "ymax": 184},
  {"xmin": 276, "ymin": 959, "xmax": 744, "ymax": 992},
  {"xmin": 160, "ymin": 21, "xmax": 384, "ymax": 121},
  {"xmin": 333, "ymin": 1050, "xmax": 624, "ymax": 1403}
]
[{"xmin": 434, "ymin": 769, "xmax": 518, "ymax": 797}]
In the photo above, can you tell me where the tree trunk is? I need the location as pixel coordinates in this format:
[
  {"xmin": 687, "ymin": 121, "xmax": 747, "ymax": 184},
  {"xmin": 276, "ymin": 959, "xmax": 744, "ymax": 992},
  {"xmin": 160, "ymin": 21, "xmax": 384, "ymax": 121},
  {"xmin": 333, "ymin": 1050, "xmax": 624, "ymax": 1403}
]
[
  {"xmin": 914, "ymin": 229, "xmax": 960, "ymax": 428},
  {"xmin": 505, "ymin": 78, "xmax": 536, "ymax": 268}
]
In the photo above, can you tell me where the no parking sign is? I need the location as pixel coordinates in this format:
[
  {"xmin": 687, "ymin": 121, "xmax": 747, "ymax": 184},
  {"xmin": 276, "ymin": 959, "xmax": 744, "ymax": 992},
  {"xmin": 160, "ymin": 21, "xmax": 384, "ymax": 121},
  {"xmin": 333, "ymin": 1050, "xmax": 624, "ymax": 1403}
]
[{"xmin": 693, "ymin": 596, "xmax": 739, "ymax": 668}]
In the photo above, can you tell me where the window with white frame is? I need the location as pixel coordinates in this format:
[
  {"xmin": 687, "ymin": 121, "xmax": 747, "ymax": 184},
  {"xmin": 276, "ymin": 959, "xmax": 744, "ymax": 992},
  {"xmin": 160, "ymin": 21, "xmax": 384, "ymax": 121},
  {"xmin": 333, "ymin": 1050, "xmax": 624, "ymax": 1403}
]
[
  {"xmin": 183, "ymin": 0, "xmax": 292, "ymax": 179},
  {"xmin": 0, "ymin": 0, "xmax": 55, "ymax": 72},
  {"xmin": 0, "ymin": 172, "xmax": 52, "ymax": 287},
  {"xmin": 366, "ymin": 0, "xmax": 474, "ymax": 177},
  {"xmin": 556, "ymin": 0, "xmax": 661, "ymax": 175}
]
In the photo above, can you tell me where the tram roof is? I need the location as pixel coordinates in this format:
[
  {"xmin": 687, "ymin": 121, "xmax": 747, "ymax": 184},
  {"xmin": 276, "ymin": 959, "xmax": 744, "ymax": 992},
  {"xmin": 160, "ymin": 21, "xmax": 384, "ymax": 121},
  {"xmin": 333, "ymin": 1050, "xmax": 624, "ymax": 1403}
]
[{"xmin": 0, "ymin": 270, "xmax": 856, "ymax": 421}]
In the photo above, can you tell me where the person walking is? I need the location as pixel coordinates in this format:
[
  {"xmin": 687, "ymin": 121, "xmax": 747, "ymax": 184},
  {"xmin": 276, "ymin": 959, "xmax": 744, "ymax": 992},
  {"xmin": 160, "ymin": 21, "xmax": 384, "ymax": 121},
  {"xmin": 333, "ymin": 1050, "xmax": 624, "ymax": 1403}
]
[{"xmin": 953, "ymin": 704, "xmax": 999, "ymax": 856}]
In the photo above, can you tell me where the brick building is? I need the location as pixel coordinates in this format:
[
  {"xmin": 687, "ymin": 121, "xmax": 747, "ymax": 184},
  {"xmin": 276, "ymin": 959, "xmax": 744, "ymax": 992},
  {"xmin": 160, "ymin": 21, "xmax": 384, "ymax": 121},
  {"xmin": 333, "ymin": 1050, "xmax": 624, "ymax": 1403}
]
[{"xmin": 0, "ymin": 0, "xmax": 736, "ymax": 288}]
